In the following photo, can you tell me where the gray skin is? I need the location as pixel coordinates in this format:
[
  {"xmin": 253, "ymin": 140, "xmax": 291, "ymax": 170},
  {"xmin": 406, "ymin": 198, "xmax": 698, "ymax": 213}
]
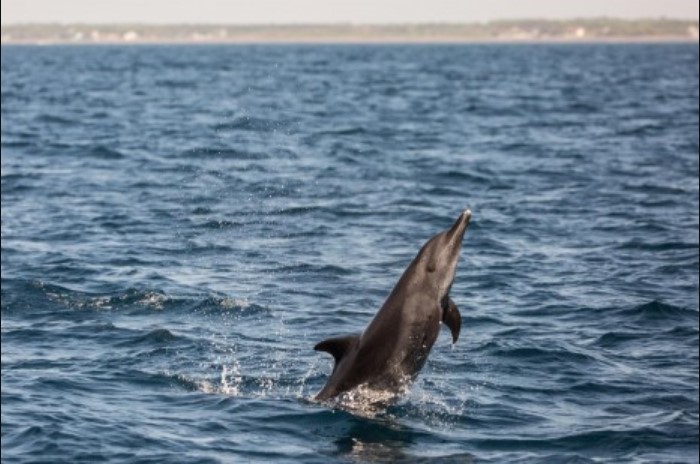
[{"xmin": 314, "ymin": 209, "xmax": 471, "ymax": 402}]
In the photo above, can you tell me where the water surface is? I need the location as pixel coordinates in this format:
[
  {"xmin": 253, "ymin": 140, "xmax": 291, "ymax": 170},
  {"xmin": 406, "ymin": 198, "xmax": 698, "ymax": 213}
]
[{"xmin": 2, "ymin": 43, "xmax": 699, "ymax": 463}]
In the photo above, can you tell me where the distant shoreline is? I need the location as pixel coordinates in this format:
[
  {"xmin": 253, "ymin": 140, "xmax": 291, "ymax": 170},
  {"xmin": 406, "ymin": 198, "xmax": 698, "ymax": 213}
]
[
  {"xmin": 1, "ymin": 36, "xmax": 697, "ymax": 46},
  {"xmin": 2, "ymin": 19, "xmax": 698, "ymax": 45}
]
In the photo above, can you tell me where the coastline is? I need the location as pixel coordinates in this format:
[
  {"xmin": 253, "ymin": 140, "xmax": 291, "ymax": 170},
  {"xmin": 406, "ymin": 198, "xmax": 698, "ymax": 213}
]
[
  {"xmin": 3, "ymin": 20, "xmax": 698, "ymax": 45},
  {"xmin": 2, "ymin": 36, "xmax": 697, "ymax": 46}
]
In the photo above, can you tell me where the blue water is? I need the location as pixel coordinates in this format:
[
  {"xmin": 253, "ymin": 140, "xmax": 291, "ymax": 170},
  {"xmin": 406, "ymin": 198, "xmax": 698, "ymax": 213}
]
[{"xmin": 1, "ymin": 43, "xmax": 698, "ymax": 463}]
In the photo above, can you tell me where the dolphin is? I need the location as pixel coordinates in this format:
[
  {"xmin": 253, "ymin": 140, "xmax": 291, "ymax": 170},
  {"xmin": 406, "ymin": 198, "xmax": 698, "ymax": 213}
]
[{"xmin": 314, "ymin": 209, "xmax": 471, "ymax": 402}]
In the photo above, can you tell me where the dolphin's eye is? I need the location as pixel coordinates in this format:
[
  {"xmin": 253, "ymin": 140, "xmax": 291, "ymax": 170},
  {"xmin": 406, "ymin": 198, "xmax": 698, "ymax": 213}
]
[{"xmin": 427, "ymin": 262, "xmax": 436, "ymax": 273}]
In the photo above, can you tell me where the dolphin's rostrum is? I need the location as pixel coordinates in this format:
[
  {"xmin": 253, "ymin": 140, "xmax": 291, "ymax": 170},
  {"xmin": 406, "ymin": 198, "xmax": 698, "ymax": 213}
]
[{"xmin": 314, "ymin": 209, "xmax": 471, "ymax": 402}]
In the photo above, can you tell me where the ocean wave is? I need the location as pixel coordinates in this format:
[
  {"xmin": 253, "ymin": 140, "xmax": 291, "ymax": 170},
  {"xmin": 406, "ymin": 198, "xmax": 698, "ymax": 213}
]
[
  {"xmin": 118, "ymin": 328, "xmax": 180, "ymax": 346},
  {"xmin": 35, "ymin": 114, "xmax": 78, "ymax": 125},
  {"xmin": 196, "ymin": 218, "xmax": 246, "ymax": 230},
  {"xmin": 477, "ymin": 342, "xmax": 597, "ymax": 365},
  {"xmin": 615, "ymin": 239, "xmax": 698, "ymax": 252},
  {"xmin": 0, "ymin": 279, "xmax": 262, "ymax": 317},
  {"xmin": 315, "ymin": 126, "xmax": 368, "ymax": 136},
  {"xmin": 213, "ymin": 116, "xmax": 279, "ymax": 132},
  {"xmin": 619, "ymin": 300, "xmax": 698, "ymax": 321},
  {"xmin": 184, "ymin": 146, "xmax": 268, "ymax": 159},
  {"xmin": 88, "ymin": 145, "xmax": 125, "ymax": 160},
  {"xmin": 272, "ymin": 263, "xmax": 354, "ymax": 276}
]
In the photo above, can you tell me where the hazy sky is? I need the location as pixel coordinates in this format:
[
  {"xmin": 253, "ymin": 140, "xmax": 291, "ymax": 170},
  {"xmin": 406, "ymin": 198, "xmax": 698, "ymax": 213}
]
[{"xmin": 2, "ymin": 0, "xmax": 698, "ymax": 25}]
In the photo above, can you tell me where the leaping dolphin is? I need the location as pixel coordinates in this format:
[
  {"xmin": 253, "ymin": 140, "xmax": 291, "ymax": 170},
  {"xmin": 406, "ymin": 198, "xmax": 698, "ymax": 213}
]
[{"xmin": 314, "ymin": 209, "xmax": 471, "ymax": 402}]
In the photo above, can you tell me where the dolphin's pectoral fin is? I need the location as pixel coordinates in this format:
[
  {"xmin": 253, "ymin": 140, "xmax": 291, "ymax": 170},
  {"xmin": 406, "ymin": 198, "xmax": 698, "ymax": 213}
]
[
  {"xmin": 314, "ymin": 334, "xmax": 360, "ymax": 371},
  {"xmin": 442, "ymin": 298, "xmax": 462, "ymax": 344}
]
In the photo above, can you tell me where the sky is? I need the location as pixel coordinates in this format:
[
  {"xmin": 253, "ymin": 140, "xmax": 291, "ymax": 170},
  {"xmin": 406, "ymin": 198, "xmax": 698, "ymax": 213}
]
[{"xmin": 1, "ymin": 0, "xmax": 698, "ymax": 25}]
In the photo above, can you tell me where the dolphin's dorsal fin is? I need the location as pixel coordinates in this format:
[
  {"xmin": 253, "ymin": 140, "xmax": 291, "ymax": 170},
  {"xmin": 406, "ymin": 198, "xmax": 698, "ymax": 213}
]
[
  {"xmin": 314, "ymin": 334, "xmax": 360, "ymax": 371},
  {"xmin": 442, "ymin": 298, "xmax": 462, "ymax": 343}
]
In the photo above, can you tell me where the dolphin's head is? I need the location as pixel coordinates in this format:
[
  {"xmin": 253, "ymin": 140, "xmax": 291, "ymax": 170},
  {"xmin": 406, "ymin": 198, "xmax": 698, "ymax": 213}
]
[{"xmin": 415, "ymin": 209, "xmax": 471, "ymax": 296}]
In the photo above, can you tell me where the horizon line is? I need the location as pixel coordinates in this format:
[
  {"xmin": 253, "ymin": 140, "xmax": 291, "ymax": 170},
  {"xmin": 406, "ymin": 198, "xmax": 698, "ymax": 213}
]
[{"xmin": 2, "ymin": 17, "xmax": 699, "ymax": 26}]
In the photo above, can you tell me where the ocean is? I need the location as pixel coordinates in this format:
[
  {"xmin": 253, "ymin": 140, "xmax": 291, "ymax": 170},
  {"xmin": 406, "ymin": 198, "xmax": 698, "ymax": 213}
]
[{"xmin": 1, "ymin": 43, "xmax": 698, "ymax": 463}]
